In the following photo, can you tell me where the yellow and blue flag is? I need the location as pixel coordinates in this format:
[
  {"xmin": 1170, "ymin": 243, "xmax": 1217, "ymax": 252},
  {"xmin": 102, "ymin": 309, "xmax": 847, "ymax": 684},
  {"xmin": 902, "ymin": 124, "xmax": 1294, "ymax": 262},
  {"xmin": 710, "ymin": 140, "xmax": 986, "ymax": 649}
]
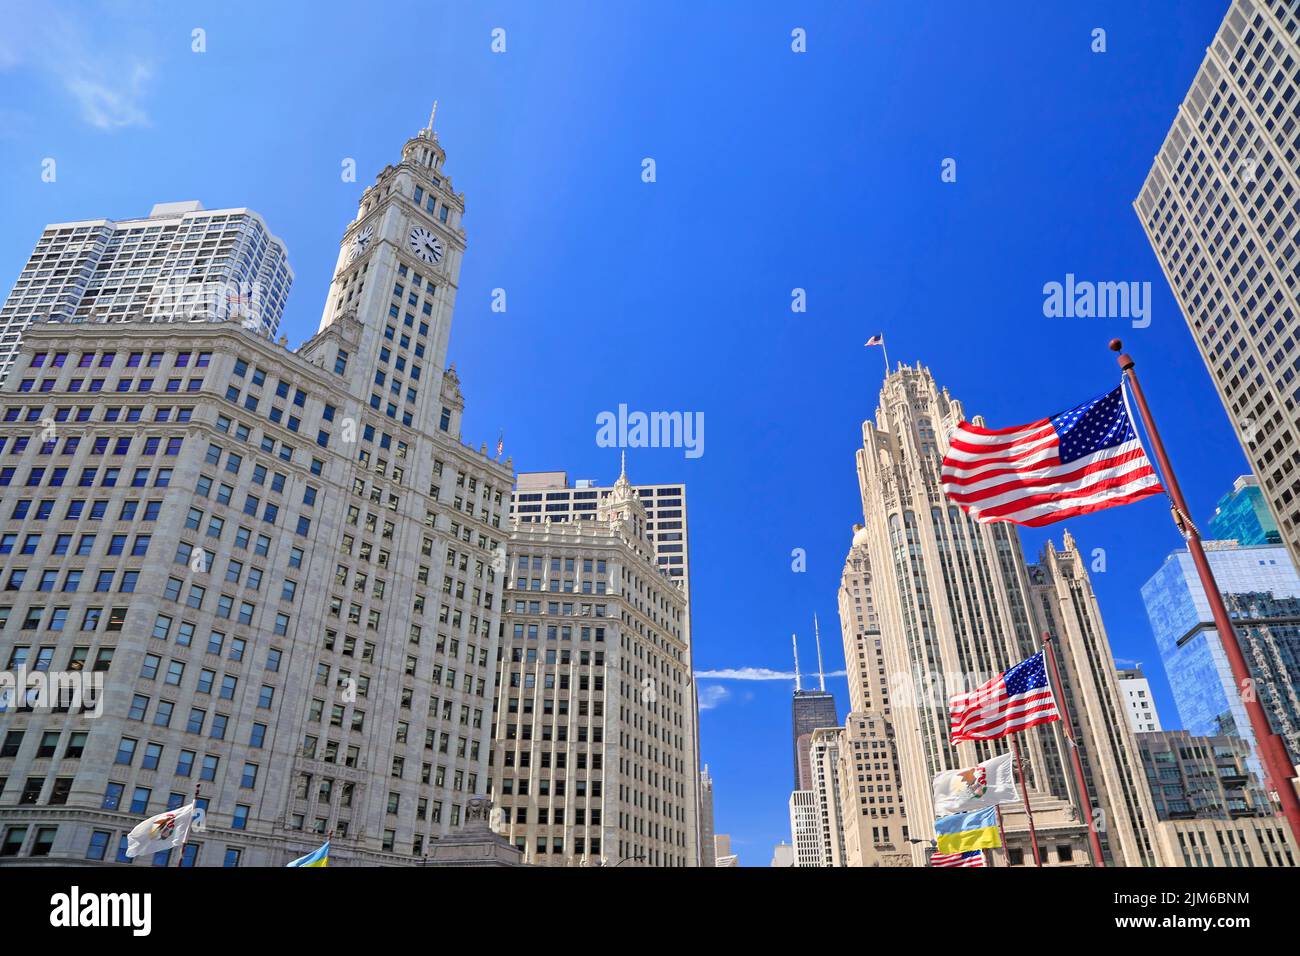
[
  {"xmin": 935, "ymin": 806, "xmax": 1001, "ymax": 854},
  {"xmin": 287, "ymin": 840, "xmax": 329, "ymax": 867}
]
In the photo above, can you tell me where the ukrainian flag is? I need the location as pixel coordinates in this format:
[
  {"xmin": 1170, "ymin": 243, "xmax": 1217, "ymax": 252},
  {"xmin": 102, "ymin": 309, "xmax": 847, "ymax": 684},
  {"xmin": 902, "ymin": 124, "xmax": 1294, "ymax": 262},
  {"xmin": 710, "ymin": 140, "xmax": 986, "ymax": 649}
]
[
  {"xmin": 287, "ymin": 841, "xmax": 329, "ymax": 867},
  {"xmin": 935, "ymin": 807, "xmax": 1001, "ymax": 854}
]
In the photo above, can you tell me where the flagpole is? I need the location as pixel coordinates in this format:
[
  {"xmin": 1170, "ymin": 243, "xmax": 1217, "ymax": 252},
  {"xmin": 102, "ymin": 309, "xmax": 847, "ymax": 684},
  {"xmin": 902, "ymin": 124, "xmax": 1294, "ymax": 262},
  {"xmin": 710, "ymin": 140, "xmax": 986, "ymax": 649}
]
[
  {"xmin": 994, "ymin": 803, "xmax": 1012, "ymax": 867},
  {"xmin": 1041, "ymin": 634, "xmax": 1106, "ymax": 867},
  {"xmin": 1111, "ymin": 339, "xmax": 1300, "ymax": 847},
  {"xmin": 174, "ymin": 783, "xmax": 200, "ymax": 867},
  {"xmin": 1009, "ymin": 735, "xmax": 1042, "ymax": 866}
]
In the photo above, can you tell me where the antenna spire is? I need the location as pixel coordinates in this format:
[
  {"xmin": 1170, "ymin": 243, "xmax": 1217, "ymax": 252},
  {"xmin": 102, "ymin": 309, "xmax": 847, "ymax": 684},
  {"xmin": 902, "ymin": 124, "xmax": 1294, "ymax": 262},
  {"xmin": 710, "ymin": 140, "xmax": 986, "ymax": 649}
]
[
  {"xmin": 792, "ymin": 633, "xmax": 802, "ymax": 693},
  {"xmin": 426, "ymin": 100, "xmax": 439, "ymax": 134},
  {"xmin": 814, "ymin": 613, "xmax": 826, "ymax": 691}
]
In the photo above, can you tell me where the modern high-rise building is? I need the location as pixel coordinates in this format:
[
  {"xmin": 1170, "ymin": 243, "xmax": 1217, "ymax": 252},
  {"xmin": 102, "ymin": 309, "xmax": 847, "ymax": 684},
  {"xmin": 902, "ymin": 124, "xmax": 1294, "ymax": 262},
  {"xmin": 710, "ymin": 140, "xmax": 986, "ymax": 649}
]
[
  {"xmin": 1117, "ymin": 666, "xmax": 1163, "ymax": 733},
  {"xmin": 791, "ymin": 626, "xmax": 837, "ymax": 793},
  {"xmin": 713, "ymin": 832, "xmax": 737, "ymax": 866},
  {"xmin": 0, "ymin": 201, "xmax": 293, "ymax": 386},
  {"xmin": 1135, "ymin": 0, "xmax": 1300, "ymax": 569},
  {"xmin": 507, "ymin": 468, "xmax": 702, "ymax": 860},
  {"xmin": 699, "ymin": 763, "xmax": 716, "ymax": 867},
  {"xmin": 490, "ymin": 464, "xmax": 697, "ymax": 866},
  {"xmin": 807, "ymin": 726, "xmax": 847, "ymax": 866},
  {"xmin": 836, "ymin": 526, "xmax": 909, "ymax": 866},
  {"xmin": 1138, "ymin": 732, "xmax": 1297, "ymax": 868},
  {"xmin": 1138, "ymin": 730, "xmax": 1271, "ymax": 819},
  {"xmin": 0, "ymin": 113, "xmax": 512, "ymax": 866},
  {"xmin": 853, "ymin": 363, "xmax": 1167, "ymax": 866},
  {"xmin": 770, "ymin": 841, "xmax": 794, "ymax": 867},
  {"xmin": 1141, "ymin": 539, "xmax": 1300, "ymax": 779},
  {"xmin": 788, "ymin": 790, "xmax": 820, "ymax": 867},
  {"xmin": 1208, "ymin": 475, "xmax": 1284, "ymax": 545}
]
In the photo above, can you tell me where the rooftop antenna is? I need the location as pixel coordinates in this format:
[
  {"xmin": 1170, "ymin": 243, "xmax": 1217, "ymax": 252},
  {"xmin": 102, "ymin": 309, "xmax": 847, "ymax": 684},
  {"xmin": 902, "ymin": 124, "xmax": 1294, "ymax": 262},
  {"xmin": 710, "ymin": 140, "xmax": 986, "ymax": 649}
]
[
  {"xmin": 814, "ymin": 613, "xmax": 826, "ymax": 692},
  {"xmin": 792, "ymin": 634, "xmax": 802, "ymax": 693},
  {"xmin": 426, "ymin": 100, "xmax": 438, "ymax": 135}
]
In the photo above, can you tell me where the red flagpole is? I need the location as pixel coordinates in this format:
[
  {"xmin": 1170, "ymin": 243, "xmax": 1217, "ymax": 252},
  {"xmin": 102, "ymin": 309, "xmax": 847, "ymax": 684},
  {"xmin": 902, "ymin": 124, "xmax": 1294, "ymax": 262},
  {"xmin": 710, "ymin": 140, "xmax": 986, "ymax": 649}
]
[
  {"xmin": 1010, "ymin": 735, "xmax": 1041, "ymax": 866},
  {"xmin": 1041, "ymin": 635, "xmax": 1106, "ymax": 867},
  {"xmin": 994, "ymin": 803, "xmax": 1012, "ymax": 867},
  {"xmin": 1111, "ymin": 339, "xmax": 1300, "ymax": 847}
]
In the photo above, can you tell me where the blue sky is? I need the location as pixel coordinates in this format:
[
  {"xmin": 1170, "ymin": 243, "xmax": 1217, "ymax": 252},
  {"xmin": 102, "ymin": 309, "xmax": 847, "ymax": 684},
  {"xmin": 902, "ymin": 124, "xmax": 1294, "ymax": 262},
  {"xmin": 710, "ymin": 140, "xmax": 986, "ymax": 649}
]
[{"xmin": 0, "ymin": 1, "xmax": 1242, "ymax": 864}]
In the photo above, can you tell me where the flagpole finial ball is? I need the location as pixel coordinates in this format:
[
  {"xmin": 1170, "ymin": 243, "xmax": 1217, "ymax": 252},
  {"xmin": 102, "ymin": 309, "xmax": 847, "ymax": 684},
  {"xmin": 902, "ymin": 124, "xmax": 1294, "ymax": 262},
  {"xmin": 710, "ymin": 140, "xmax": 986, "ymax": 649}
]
[{"xmin": 1108, "ymin": 339, "xmax": 1123, "ymax": 352}]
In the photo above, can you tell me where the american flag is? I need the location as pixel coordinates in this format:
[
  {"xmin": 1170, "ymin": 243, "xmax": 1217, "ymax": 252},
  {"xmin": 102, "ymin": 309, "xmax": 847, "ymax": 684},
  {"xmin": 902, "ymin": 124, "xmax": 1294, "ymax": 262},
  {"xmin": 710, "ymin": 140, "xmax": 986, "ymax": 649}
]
[
  {"xmin": 930, "ymin": 850, "xmax": 985, "ymax": 868},
  {"xmin": 940, "ymin": 385, "xmax": 1162, "ymax": 527},
  {"xmin": 950, "ymin": 649, "xmax": 1060, "ymax": 743}
]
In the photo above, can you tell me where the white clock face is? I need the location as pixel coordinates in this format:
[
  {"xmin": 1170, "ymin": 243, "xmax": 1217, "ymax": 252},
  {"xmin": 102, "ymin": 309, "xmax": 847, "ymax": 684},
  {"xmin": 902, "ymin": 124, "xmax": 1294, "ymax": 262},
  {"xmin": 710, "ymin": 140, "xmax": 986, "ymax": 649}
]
[
  {"xmin": 348, "ymin": 225, "xmax": 374, "ymax": 262},
  {"xmin": 407, "ymin": 226, "xmax": 444, "ymax": 265}
]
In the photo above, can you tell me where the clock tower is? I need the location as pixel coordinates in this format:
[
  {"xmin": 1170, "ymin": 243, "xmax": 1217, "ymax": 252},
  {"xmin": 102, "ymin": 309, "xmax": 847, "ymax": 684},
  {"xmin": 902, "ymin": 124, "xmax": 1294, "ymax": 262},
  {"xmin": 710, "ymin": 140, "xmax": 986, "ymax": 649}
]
[{"xmin": 314, "ymin": 104, "xmax": 468, "ymax": 433}]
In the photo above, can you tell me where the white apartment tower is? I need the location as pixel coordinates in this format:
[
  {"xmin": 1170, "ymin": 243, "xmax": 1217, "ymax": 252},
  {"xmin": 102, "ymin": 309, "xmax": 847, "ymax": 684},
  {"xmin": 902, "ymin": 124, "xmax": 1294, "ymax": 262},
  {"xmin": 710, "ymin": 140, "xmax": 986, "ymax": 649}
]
[
  {"xmin": 1117, "ymin": 666, "xmax": 1163, "ymax": 733},
  {"xmin": 1135, "ymin": 0, "xmax": 1300, "ymax": 570},
  {"xmin": 788, "ymin": 789, "xmax": 820, "ymax": 867},
  {"xmin": 0, "ymin": 201, "xmax": 292, "ymax": 386},
  {"xmin": 807, "ymin": 726, "xmax": 847, "ymax": 866},
  {"xmin": 0, "ymin": 112, "xmax": 511, "ymax": 865},
  {"xmin": 491, "ymin": 463, "xmax": 696, "ymax": 866}
]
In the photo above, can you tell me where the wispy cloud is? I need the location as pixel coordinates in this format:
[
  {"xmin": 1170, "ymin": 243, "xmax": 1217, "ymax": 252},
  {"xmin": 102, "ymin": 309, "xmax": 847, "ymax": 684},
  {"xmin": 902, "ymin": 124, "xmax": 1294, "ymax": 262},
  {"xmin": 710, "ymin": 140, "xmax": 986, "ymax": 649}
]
[
  {"xmin": 698, "ymin": 685, "xmax": 731, "ymax": 710},
  {"xmin": 696, "ymin": 667, "xmax": 847, "ymax": 681},
  {"xmin": 65, "ymin": 63, "xmax": 152, "ymax": 130},
  {"xmin": 0, "ymin": 2, "xmax": 154, "ymax": 130}
]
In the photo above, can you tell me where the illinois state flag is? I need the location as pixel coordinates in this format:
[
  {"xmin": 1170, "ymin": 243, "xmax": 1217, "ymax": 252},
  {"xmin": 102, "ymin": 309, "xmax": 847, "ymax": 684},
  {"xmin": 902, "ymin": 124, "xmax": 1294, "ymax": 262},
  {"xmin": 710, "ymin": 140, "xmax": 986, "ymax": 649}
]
[
  {"xmin": 932, "ymin": 753, "xmax": 1018, "ymax": 816},
  {"xmin": 935, "ymin": 806, "xmax": 1001, "ymax": 854},
  {"xmin": 940, "ymin": 385, "xmax": 1162, "ymax": 527},
  {"xmin": 125, "ymin": 803, "xmax": 197, "ymax": 858}
]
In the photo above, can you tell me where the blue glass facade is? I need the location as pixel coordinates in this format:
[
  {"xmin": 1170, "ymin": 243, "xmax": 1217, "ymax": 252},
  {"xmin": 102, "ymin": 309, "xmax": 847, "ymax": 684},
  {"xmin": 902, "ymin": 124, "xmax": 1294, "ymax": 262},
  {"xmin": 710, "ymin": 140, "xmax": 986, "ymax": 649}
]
[
  {"xmin": 1141, "ymin": 544, "xmax": 1300, "ymax": 781},
  {"xmin": 1205, "ymin": 481, "xmax": 1282, "ymax": 545}
]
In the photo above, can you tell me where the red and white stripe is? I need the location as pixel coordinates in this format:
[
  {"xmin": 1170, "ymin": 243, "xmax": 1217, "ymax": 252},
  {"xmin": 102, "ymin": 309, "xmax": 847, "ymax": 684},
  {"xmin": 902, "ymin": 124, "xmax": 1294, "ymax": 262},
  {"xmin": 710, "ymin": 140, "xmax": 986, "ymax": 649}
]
[
  {"xmin": 930, "ymin": 850, "xmax": 986, "ymax": 868},
  {"xmin": 940, "ymin": 418, "xmax": 1162, "ymax": 528},
  {"xmin": 949, "ymin": 671, "xmax": 1059, "ymax": 743}
]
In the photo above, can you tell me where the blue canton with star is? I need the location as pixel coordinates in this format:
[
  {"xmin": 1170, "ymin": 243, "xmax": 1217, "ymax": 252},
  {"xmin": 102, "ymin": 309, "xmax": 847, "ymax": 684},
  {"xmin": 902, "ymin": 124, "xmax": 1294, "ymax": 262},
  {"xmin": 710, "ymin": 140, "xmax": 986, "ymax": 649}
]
[
  {"xmin": 1049, "ymin": 386, "xmax": 1135, "ymax": 465},
  {"xmin": 1003, "ymin": 650, "xmax": 1049, "ymax": 694}
]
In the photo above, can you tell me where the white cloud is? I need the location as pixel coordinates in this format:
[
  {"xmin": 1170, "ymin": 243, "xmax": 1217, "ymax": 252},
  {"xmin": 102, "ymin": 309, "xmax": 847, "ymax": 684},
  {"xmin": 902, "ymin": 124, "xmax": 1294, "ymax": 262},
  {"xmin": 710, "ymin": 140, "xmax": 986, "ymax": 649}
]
[
  {"xmin": 66, "ymin": 63, "xmax": 152, "ymax": 130},
  {"xmin": 696, "ymin": 667, "xmax": 848, "ymax": 681},
  {"xmin": 0, "ymin": 2, "xmax": 154, "ymax": 130},
  {"xmin": 698, "ymin": 685, "xmax": 731, "ymax": 710}
]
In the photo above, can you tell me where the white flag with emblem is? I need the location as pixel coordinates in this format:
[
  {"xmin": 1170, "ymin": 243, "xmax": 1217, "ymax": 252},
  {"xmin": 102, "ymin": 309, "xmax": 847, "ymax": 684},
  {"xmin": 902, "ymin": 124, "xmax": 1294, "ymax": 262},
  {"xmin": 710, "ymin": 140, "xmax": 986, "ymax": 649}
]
[
  {"xmin": 932, "ymin": 753, "xmax": 1017, "ymax": 816},
  {"xmin": 125, "ymin": 803, "xmax": 197, "ymax": 858}
]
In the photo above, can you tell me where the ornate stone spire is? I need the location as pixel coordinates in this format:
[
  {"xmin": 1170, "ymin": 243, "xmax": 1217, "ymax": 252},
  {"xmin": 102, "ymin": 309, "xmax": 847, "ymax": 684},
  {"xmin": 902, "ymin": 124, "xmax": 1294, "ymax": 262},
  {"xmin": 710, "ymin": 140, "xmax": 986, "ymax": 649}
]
[{"xmin": 611, "ymin": 450, "xmax": 634, "ymax": 502}]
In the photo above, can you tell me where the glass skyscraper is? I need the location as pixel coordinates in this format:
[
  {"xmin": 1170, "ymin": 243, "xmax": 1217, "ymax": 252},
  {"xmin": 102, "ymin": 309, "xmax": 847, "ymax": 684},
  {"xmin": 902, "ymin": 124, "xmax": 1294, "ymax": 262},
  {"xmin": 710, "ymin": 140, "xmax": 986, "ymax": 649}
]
[
  {"xmin": 1206, "ymin": 476, "xmax": 1283, "ymax": 546},
  {"xmin": 1141, "ymin": 542, "xmax": 1300, "ymax": 780}
]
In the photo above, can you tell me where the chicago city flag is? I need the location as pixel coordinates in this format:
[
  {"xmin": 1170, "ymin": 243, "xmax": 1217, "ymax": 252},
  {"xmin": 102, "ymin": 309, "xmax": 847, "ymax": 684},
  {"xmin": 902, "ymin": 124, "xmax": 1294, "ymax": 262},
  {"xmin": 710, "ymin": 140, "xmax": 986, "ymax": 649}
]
[
  {"xmin": 932, "ymin": 752, "xmax": 1018, "ymax": 816},
  {"xmin": 940, "ymin": 384, "xmax": 1162, "ymax": 527},
  {"xmin": 125, "ymin": 803, "xmax": 197, "ymax": 858}
]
